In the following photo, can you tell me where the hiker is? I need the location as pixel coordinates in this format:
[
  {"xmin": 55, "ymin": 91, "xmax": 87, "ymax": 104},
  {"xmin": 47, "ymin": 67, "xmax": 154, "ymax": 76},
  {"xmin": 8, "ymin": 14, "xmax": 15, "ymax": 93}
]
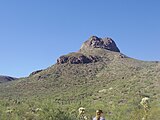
[
  {"xmin": 78, "ymin": 107, "xmax": 88, "ymax": 120},
  {"xmin": 93, "ymin": 110, "xmax": 105, "ymax": 120}
]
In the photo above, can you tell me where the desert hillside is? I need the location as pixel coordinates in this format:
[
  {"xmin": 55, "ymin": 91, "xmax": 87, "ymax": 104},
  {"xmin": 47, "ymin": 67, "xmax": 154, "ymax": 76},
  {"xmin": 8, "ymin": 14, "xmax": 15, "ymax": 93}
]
[{"xmin": 0, "ymin": 36, "xmax": 159, "ymax": 120}]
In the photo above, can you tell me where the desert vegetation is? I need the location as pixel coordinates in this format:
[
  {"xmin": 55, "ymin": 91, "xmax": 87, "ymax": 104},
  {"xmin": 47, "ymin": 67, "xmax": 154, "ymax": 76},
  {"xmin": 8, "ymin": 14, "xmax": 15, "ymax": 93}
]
[
  {"xmin": 0, "ymin": 37, "xmax": 159, "ymax": 119},
  {"xmin": 0, "ymin": 96, "xmax": 159, "ymax": 120}
]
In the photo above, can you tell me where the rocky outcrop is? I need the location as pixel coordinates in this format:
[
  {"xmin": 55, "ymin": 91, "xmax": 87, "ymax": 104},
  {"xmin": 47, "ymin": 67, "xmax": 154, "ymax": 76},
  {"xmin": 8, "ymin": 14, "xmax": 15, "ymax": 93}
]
[
  {"xmin": 29, "ymin": 70, "xmax": 43, "ymax": 76},
  {"xmin": 57, "ymin": 36, "xmax": 120, "ymax": 64},
  {"xmin": 80, "ymin": 36, "xmax": 120, "ymax": 52},
  {"xmin": 57, "ymin": 54, "xmax": 99, "ymax": 64},
  {"xmin": 57, "ymin": 56, "xmax": 68, "ymax": 64}
]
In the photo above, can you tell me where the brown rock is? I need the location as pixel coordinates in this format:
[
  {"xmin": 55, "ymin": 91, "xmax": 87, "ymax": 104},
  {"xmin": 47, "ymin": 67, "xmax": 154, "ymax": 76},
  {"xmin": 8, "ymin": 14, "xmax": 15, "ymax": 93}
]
[
  {"xmin": 57, "ymin": 54, "xmax": 99, "ymax": 64},
  {"xmin": 57, "ymin": 56, "xmax": 68, "ymax": 64},
  {"xmin": 80, "ymin": 36, "xmax": 120, "ymax": 52}
]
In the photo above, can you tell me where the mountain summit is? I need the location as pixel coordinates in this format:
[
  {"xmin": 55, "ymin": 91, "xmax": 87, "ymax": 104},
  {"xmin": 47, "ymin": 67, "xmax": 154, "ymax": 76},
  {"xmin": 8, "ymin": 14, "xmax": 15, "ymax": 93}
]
[
  {"xmin": 80, "ymin": 36, "xmax": 120, "ymax": 52},
  {"xmin": 57, "ymin": 36, "xmax": 122, "ymax": 64}
]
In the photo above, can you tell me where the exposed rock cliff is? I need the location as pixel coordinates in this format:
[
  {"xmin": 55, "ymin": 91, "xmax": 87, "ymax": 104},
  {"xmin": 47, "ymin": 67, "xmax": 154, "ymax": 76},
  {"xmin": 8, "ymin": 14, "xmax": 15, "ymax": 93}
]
[{"xmin": 80, "ymin": 36, "xmax": 120, "ymax": 52}]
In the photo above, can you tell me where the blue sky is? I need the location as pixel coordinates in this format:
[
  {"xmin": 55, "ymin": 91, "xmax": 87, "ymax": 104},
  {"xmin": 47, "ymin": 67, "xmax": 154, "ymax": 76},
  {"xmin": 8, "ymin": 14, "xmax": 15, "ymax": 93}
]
[{"xmin": 0, "ymin": 0, "xmax": 160, "ymax": 77}]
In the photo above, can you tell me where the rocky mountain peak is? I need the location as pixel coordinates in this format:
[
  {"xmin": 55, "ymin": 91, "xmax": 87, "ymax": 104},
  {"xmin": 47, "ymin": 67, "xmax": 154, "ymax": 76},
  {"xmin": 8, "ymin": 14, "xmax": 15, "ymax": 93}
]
[
  {"xmin": 80, "ymin": 36, "xmax": 120, "ymax": 52},
  {"xmin": 57, "ymin": 36, "xmax": 121, "ymax": 64}
]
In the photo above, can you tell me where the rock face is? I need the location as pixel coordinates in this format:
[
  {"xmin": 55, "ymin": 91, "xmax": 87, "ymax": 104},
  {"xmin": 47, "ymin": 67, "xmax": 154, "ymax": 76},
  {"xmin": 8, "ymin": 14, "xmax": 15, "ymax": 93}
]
[
  {"xmin": 57, "ymin": 36, "xmax": 120, "ymax": 64},
  {"xmin": 80, "ymin": 36, "xmax": 120, "ymax": 52},
  {"xmin": 57, "ymin": 54, "xmax": 99, "ymax": 64}
]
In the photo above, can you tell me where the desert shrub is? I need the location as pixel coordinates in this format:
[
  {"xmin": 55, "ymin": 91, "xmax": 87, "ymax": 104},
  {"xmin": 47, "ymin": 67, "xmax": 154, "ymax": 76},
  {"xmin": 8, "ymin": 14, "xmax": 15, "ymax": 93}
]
[{"xmin": 0, "ymin": 97, "xmax": 160, "ymax": 120}]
